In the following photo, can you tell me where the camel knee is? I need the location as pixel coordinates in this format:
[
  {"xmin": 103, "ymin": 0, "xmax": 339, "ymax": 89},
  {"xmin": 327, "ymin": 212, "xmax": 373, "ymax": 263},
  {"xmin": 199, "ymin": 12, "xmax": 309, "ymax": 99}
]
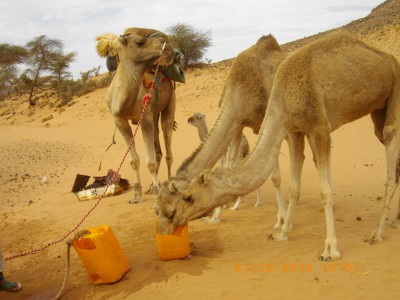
[
  {"xmin": 147, "ymin": 162, "xmax": 158, "ymax": 173},
  {"xmin": 165, "ymin": 154, "xmax": 173, "ymax": 166},
  {"xmin": 155, "ymin": 155, "xmax": 162, "ymax": 168},
  {"xmin": 289, "ymin": 183, "xmax": 300, "ymax": 201},
  {"xmin": 271, "ymin": 174, "xmax": 281, "ymax": 188},
  {"xmin": 130, "ymin": 158, "xmax": 140, "ymax": 170},
  {"xmin": 320, "ymin": 186, "xmax": 333, "ymax": 206},
  {"xmin": 383, "ymin": 125, "xmax": 396, "ymax": 144}
]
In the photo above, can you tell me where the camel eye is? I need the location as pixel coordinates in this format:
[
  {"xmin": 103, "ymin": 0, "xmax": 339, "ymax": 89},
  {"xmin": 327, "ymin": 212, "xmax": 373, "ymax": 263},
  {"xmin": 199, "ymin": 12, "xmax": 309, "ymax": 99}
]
[
  {"xmin": 136, "ymin": 39, "xmax": 144, "ymax": 46},
  {"xmin": 183, "ymin": 195, "xmax": 193, "ymax": 203}
]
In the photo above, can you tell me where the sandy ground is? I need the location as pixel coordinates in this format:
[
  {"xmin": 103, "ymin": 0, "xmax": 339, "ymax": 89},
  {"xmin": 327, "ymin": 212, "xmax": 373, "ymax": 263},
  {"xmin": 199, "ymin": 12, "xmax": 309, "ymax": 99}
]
[{"xmin": 1, "ymin": 40, "xmax": 400, "ymax": 299}]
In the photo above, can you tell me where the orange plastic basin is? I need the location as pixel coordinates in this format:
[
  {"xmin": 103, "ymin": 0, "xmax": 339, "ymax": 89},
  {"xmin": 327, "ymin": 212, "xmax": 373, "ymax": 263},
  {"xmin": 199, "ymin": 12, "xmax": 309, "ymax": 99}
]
[{"xmin": 155, "ymin": 223, "xmax": 190, "ymax": 260}]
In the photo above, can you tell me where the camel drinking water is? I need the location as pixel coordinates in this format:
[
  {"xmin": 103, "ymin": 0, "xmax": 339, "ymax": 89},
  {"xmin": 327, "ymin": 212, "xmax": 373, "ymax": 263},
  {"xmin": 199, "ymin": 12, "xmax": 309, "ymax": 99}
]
[
  {"xmin": 155, "ymin": 35, "xmax": 286, "ymax": 229},
  {"xmin": 158, "ymin": 31, "xmax": 400, "ymax": 261}
]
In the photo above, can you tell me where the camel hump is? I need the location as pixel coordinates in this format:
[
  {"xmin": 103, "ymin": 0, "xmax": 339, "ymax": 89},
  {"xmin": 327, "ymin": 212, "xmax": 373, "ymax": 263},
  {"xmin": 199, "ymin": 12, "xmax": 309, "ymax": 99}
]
[
  {"xmin": 300, "ymin": 30, "xmax": 367, "ymax": 54},
  {"xmin": 256, "ymin": 34, "xmax": 281, "ymax": 52}
]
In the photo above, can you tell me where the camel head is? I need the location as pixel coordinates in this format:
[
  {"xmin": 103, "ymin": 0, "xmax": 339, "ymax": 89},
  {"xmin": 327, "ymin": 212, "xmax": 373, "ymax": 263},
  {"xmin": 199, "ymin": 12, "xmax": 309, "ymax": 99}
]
[
  {"xmin": 178, "ymin": 169, "xmax": 237, "ymax": 223},
  {"xmin": 187, "ymin": 112, "xmax": 206, "ymax": 128},
  {"xmin": 156, "ymin": 170, "xmax": 237, "ymax": 233},
  {"xmin": 155, "ymin": 177, "xmax": 190, "ymax": 234},
  {"xmin": 118, "ymin": 31, "xmax": 174, "ymax": 68}
]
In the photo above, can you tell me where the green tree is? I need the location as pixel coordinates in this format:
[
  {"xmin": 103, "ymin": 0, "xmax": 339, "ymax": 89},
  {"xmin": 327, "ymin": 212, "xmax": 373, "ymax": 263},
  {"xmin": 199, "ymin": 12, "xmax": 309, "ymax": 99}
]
[
  {"xmin": 25, "ymin": 35, "xmax": 63, "ymax": 106},
  {"xmin": 0, "ymin": 43, "xmax": 28, "ymax": 65},
  {"xmin": 0, "ymin": 43, "xmax": 28, "ymax": 99},
  {"xmin": 166, "ymin": 23, "xmax": 212, "ymax": 69},
  {"xmin": 48, "ymin": 51, "xmax": 77, "ymax": 84}
]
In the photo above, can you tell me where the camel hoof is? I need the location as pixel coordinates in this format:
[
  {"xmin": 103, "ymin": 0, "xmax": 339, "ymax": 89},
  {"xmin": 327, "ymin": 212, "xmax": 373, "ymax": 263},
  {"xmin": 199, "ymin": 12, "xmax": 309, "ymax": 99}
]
[
  {"xmin": 273, "ymin": 223, "xmax": 282, "ymax": 230},
  {"xmin": 230, "ymin": 207, "xmax": 239, "ymax": 211},
  {"xmin": 268, "ymin": 232, "xmax": 288, "ymax": 242},
  {"xmin": 365, "ymin": 230, "xmax": 383, "ymax": 245},
  {"xmin": 389, "ymin": 219, "xmax": 400, "ymax": 229},
  {"xmin": 144, "ymin": 183, "xmax": 159, "ymax": 195},
  {"xmin": 318, "ymin": 255, "xmax": 331, "ymax": 262},
  {"xmin": 319, "ymin": 256, "xmax": 331, "ymax": 262},
  {"xmin": 366, "ymin": 237, "xmax": 382, "ymax": 245},
  {"xmin": 319, "ymin": 249, "xmax": 341, "ymax": 261},
  {"xmin": 129, "ymin": 196, "xmax": 144, "ymax": 204},
  {"xmin": 319, "ymin": 255, "xmax": 341, "ymax": 262},
  {"xmin": 201, "ymin": 217, "xmax": 221, "ymax": 224}
]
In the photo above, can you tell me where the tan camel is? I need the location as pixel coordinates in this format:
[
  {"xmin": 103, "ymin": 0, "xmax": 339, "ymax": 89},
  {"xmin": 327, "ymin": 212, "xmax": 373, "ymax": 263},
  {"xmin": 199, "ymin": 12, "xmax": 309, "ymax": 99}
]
[
  {"xmin": 157, "ymin": 31, "xmax": 400, "ymax": 262},
  {"xmin": 103, "ymin": 27, "xmax": 175, "ymax": 203},
  {"xmin": 187, "ymin": 112, "xmax": 261, "ymax": 212},
  {"xmin": 156, "ymin": 35, "xmax": 286, "ymax": 228}
]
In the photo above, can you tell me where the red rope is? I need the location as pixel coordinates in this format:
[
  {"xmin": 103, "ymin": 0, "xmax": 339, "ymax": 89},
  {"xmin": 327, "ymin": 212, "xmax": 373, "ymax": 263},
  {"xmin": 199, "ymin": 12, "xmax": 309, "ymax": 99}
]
[{"xmin": 5, "ymin": 43, "xmax": 166, "ymax": 261}]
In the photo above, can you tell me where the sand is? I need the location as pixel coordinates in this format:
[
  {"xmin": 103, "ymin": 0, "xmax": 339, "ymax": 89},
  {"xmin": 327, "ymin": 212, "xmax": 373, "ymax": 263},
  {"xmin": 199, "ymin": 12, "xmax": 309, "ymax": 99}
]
[{"xmin": 1, "ymin": 39, "xmax": 400, "ymax": 300}]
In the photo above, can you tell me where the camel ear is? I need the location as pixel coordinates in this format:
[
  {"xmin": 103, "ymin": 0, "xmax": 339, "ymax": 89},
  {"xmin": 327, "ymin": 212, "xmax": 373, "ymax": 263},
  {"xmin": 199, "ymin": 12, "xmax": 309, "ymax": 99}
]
[
  {"xmin": 198, "ymin": 173, "xmax": 207, "ymax": 185},
  {"xmin": 119, "ymin": 35, "xmax": 128, "ymax": 46},
  {"xmin": 168, "ymin": 182, "xmax": 178, "ymax": 194}
]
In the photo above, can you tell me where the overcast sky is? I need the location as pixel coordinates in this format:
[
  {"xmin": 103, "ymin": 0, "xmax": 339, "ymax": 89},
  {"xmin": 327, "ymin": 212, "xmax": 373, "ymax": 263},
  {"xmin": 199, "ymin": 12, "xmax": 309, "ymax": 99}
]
[{"xmin": 0, "ymin": 0, "xmax": 384, "ymax": 79}]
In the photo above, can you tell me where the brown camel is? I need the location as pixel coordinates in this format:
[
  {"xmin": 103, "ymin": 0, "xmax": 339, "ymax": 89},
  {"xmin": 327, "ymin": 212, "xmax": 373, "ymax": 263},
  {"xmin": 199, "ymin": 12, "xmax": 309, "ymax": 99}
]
[
  {"xmin": 102, "ymin": 27, "xmax": 175, "ymax": 203},
  {"xmin": 157, "ymin": 31, "xmax": 400, "ymax": 262},
  {"xmin": 155, "ymin": 35, "xmax": 287, "ymax": 228}
]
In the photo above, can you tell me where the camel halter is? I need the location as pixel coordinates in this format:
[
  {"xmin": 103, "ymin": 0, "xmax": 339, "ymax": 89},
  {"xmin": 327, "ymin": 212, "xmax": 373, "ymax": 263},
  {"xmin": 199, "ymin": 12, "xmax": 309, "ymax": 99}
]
[{"xmin": 5, "ymin": 41, "xmax": 168, "ymax": 261}]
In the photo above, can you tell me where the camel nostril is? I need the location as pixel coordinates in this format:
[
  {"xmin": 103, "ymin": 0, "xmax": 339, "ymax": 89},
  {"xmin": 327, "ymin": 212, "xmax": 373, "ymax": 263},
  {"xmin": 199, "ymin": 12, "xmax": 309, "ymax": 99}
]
[{"xmin": 183, "ymin": 195, "xmax": 193, "ymax": 203}]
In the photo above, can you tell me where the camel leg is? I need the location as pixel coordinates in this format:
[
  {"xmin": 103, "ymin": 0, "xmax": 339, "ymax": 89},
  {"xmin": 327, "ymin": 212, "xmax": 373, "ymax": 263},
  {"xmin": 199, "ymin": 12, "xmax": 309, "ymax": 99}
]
[
  {"xmin": 254, "ymin": 189, "xmax": 261, "ymax": 207},
  {"xmin": 228, "ymin": 131, "xmax": 244, "ymax": 210},
  {"xmin": 144, "ymin": 113, "xmax": 163, "ymax": 195},
  {"xmin": 368, "ymin": 124, "xmax": 400, "ymax": 242},
  {"xmin": 310, "ymin": 127, "xmax": 341, "ymax": 261},
  {"xmin": 204, "ymin": 130, "xmax": 243, "ymax": 220},
  {"xmin": 230, "ymin": 196, "xmax": 242, "ymax": 210},
  {"xmin": 271, "ymin": 161, "xmax": 287, "ymax": 230},
  {"xmin": 227, "ymin": 130, "xmax": 242, "ymax": 165},
  {"xmin": 370, "ymin": 108, "xmax": 386, "ymax": 144},
  {"xmin": 154, "ymin": 113, "xmax": 163, "ymax": 174},
  {"xmin": 114, "ymin": 117, "xmax": 143, "ymax": 203},
  {"xmin": 161, "ymin": 92, "xmax": 176, "ymax": 178},
  {"xmin": 369, "ymin": 109, "xmax": 400, "ymax": 229},
  {"xmin": 140, "ymin": 112, "xmax": 160, "ymax": 195},
  {"xmin": 202, "ymin": 206, "xmax": 222, "ymax": 223},
  {"xmin": 270, "ymin": 132, "xmax": 305, "ymax": 240}
]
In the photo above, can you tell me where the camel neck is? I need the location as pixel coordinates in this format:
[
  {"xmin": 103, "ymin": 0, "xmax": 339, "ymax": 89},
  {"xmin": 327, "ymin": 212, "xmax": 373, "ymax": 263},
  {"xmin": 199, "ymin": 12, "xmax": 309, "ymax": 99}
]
[
  {"xmin": 221, "ymin": 99, "xmax": 287, "ymax": 195},
  {"xmin": 197, "ymin": 122, "xmax": 209, "ymax": 142},
  {"xmin": 177, "ymin": 107, "xmax": 241, "ymax": 180}
]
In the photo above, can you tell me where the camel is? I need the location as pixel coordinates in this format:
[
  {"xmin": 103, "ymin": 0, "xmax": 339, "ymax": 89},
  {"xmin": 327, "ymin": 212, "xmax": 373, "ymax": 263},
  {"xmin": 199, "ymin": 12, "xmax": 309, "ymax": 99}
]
[
  {"xmin": 102, "ymin": 27, "xmax": 175, "ymax": 203},
  {"xmin": 155, "ymin": 35, "xmax": 286, "ymax": 228},
  {"xmin": 157, "ymin": 31, "xmax": 400, "ymax": 262},
  {"xmin": 187, "ymin": 112, "xmax": 261, "ymax": 212}
]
